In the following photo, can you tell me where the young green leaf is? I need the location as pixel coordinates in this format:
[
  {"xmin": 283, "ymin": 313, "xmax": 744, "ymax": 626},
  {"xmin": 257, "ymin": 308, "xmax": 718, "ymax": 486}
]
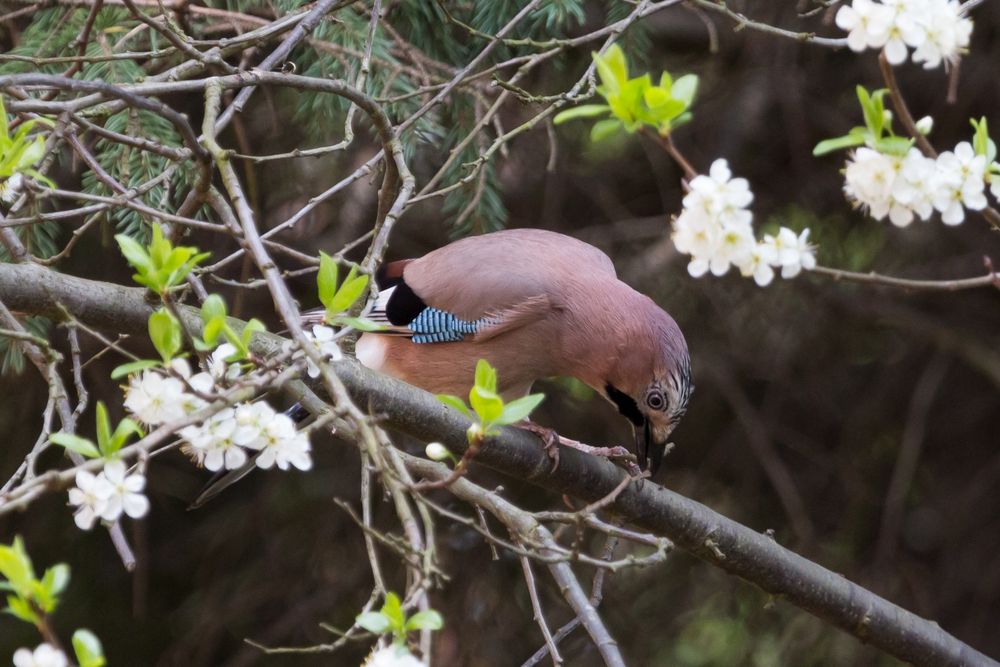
[
  {"xmin": 330, "ymin": 266, "xmax": 369, "ymax": 314},
  {"xmin": 405, "ymin": 610, "xmax": 444, "ymax": 632},
  {"xmin": 317, "ymin": 251, "xmax": 339, "ymax": 309},
  {"xmin": 49, "ymin": 433, "xmax": 101, "ymax": 459},
  {"xmin": 0, "ymin": 537, "xmax": 35, "ymax": 595},
  {"xmin": 474, "ymin": 359, "xmax": 497, "ymax": 394},
  {"xmin": 330, "ymin": 316, "xmax": 386, "ymax": 332},
  {"xmin": 553, "ymin": 104, "xmax": 610, "ymax": 125},
  {"xmin": 72, "ymin": 629, "xmax": 106, "ymax": 667},
  {"xmin": 148, "ymin": 308, "xmax": 182, "ymax": 362},
  {"xmin": 971, "ymin": 117, "xmax": 997, "ymax": 163},
  {"xmin": 109, "ymin": 418, "xmax": 143, "ymax": 456},
  {"xmin": 671, "ymin": 74, "xmax": 699, "ymax": 108},
  {"xmin": 469, "ymin": 386, "xmax": 504, "ymax": 424},
  {"xmin": 40, "ymin": 564, "xmax": 69, "ymax": 599},
  {"xmin": 356, "ymin": 611, "xmax": 392, "ymax": 634},
  {"xmin": 240, "ymin": 318, "xmax": 266, "ymax": 349},
  {"xmin": 437, "ymin": 394, "xmax": 474, "ymax": 419},
  {"xmin": 812, "ymin": 133, "xmax": 868, "ymax": 157},
  {"xmin": 593, "ymin": 45, "xmax": 627, "ymax": 94},
  {"xmin": 95, "ymin": 401, "xmax": 112, "ymax": 454},
  {"xmin": 110, "ymin": 359, "xmax": 160, "ymax": 380},
  {"xmin": 498, "ymin": 393, "xmax": 545, "ymax": 426},
  {"xmin": 6, "ymin": 594, "xmax": 38, "ymax": 624},
  {"xmin": 200, "ymin": 294, "xmax": 227, "ymax": 325},
  {"xmin": 590, "ymin": 118, "xmax": 622, "ymax": 143},
  {"xmin": 115, "ymin": 234, "xmax": 153, "ymax": 284},
  {"xmin": 381, "ymin": 592, "xmax": 405, "ymax": 630}
]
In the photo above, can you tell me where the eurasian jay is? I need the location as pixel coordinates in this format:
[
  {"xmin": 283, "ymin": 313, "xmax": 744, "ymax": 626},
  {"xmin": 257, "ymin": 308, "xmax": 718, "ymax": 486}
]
[{"xmin": 346, "ymin": 228, "xmax": 693, "ymax": 474}]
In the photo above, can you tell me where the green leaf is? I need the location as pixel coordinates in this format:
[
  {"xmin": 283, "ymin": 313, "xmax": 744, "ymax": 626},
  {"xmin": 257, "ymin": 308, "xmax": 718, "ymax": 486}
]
[
  {"xmin": 0, "ymin": 537, "xmax": 34, "ymax": 594},
  {"xmin": 405, "ymin": 610, "xmax": 444, "ymax": 632},
  {"xmin": 642, "ymin": 85, "xmax": 670, "ymax": 109},
  {"xmin": 594, "ymin": 45, "xmax": 628, "ymax": 94},
  {"xmin": 590, "ymin": 118, "xmax": 622, "ymax": 143},
  {"xmin": 381, "ymin": 592, "xmax": 405, "ymax": 632},
  {"xmin": 671, "ymin": 74, "xmax": 699, "ymax": 108},
  {"xmin": 73, "ymin": 629, "xmax": 106, "ymax": 667},
  {"xmin": 330, "ymin": 266, "xmax": 369, "ymax": 314},
  {"xmin": 812, "ymin": 133, "xmax": 868, "ymax": 156},
  {"xmin": 50, "ymin": 433, "xmax": 101, "ymax": 459},
  {"xmin": 469, "ymin": 386, "xmax": 503, "ymax": 424},
  {"xmin": 330, "ymin": 316, "xmax": 385, "ymax": 332},
  {"xmin": 436, "ymin": 394, "xmax": 474, "ymax": 419},
  {"xmin": 109, "ymin": 418, "xmax": 143, "ymax": 456},
  {"xmin": 115, "ymin": 234, "xmax": 153, "ymax": 280},
  {"xmin": 874, "ymin": 135, "xmax": 914, "ymax": 156},
  {"xmin": 356, "ymin": 611, "xmax": 391, "ymax": 634},
  {"xmin": 240, "ymin": 318, "xmax": 266, "ymax": 347},
  {"xmin": 148, "ymin": 308, "xmax": 182, "ymax": 362},
  {"xmin": 857, "ymin": 86, "xmax": 883, "ymax": 138},
  {"xmin": 971, "ymin": 117, "xmax": 997, "ymax": 163},
  {"xmin": 553, "ymin": 104, "xmax": 610, "ymax": 125},
  {"xmin": 317, "ymin": 251, "xmax": 339, "ymax": 309},
  {"xmin": 200, "ymin": 294, "xmax": 227, "ymax": 325},
  {"xmin": 202, "ymin": 316, "xmax": 224, "ymax": 347},
  {"xmin": 474, "ymin": 359, "xmax": 497, "ymax": 393},
  {"xmin": 6, "ymin": 593, "xmax": 37, "ymax": 624},
  {"xmin": 110, "ymin": 359, "xmax": 160, "ymax": 380},
  {"xmin": 41, "ymin": 564, "xmax": 69, "ymax": 598},
  {"xmin": 498, "ymin": 393, "xmax": 545, "ymax": 426},
  {"xmin": 95, "ymin": 401, "xmax": 111, "ymax": 454}
]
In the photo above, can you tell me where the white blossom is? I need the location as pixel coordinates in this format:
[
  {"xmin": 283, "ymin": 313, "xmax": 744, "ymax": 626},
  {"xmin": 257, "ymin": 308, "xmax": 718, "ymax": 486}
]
[
  {"xmin": 835, "ymin": 0, "xmax": 973, "ymax": 68},
  {"xmin": 209, "ymin": 343, "xmax": 243, "ymax": 382},
  {"xmin": 100, "ymin": 460, "xmax": 149, "ymax": 521},
  {"xmin": 843, "ymin": 141, "xmax": 992, "ymax": 227},
  {"xmin": 672, "ymin": 158, "xmax": 814, "ymax": 286},
  {"xmin": 0, "ymin": 173, "xmax": 24, "ymax": 204},
  {"xmin": 231, "ymin": 401, "xmax": 277, "ymax": 450},
  {"xmin": 302, "ymin": 325, "xmax": 342, "ymax": 378},
  {"xmin": 911, "ymin": 0, "xmax": 973, "ymax": 69},
  {"xmin": 684, "ymin": 159, "xmax": 754, "ymax": 224},
  {"xmin": 12, "ymin": 644, "xmax": 68, "ymax": 667},
  {"xmin": 708, "ymin": 220, "xmax": 755, "ymax": 277},
  {"xmin": 68, "ymin": 469, "xmax": 113, "ymax": 531},
  {"xmin": 251, "ymin": 413, "xmax": 313, "ymax": 471},
  {"xmin": 363, "ymin": 646, "xmax": 427, "ymax": 667},
  {"xmin": 180, "ymin": 408, "xmax": 245, "ymax": 471},
  {"xmin": 915, "ymin": 115, "xmax": 934, "ymax": 135},
  {"xmin": 933, "ymin": 142, "xmax": 987, "ymax": 224},
  {"xmin": 843, "ymin": 147, "xmax": 902, "ymax": 220},
  {"xmin": 124, "ymin": 371, "xmax": 191, "ymax": 425},
  {"xmin": 737, "ymin": 242, "xmax": 777, "ymax": 287},
  {"xmin": 836, "ymin": 0, "xmax": 893, "ymax": 52},
  {"xmin": 672, "ymin": 208, "xmax": 721, "ymax": 278},
  {"xmin": 772, "ymin": 228, "xmax": 817, "ymax": 278}
]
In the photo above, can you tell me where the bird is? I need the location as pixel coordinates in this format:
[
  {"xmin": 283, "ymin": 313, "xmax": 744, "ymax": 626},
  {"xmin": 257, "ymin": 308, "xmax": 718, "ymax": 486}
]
[{"xmin": 332, "ymin": 228, "xmax": 693, "ymax": 475}]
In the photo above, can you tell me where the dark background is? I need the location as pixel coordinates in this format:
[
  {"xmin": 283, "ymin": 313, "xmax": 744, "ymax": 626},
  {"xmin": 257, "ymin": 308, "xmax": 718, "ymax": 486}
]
[{"xmin": 1, "ymin": 2, "xmax": 999, "ymax": 665}]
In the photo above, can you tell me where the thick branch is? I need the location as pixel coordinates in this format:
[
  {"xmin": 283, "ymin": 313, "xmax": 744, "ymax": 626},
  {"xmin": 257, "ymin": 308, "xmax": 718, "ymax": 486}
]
[{"xmin": 0, "ymin": 262, "xmax": 995, "ymax": 667}]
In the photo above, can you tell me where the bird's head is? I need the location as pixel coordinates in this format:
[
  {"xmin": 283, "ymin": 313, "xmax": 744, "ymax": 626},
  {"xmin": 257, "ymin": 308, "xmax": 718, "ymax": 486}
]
[{"xmin": 601, "ymin": 303, "xmax": 692, "ymax": 475}]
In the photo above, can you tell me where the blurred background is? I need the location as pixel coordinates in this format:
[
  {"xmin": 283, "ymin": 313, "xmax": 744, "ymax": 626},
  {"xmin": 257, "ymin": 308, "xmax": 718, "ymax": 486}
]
[{"xmin": 1, "ymin": 1, "xmax": 999, "ymax": 665}]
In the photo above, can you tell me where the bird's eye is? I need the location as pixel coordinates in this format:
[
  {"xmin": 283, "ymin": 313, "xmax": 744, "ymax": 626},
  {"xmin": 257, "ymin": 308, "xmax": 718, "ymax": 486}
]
[{"xmin": 645, "ymin": 389, "xmax": 667, "ymax": 411}]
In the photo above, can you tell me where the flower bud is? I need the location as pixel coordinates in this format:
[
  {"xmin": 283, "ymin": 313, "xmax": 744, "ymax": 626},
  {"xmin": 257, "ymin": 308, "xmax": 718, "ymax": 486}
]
[
  {"xmin": 425, "ymin": 442, "xmax": 451, "ymax": 461},
  {"xmin": 915, "ymin": 116, "xmax": 933, "ymax": 135}
]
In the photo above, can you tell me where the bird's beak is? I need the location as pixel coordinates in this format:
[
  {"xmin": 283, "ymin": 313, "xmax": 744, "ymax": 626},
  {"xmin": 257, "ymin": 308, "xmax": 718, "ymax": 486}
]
[{"xmin": 634, "ymin": 419, "xmax": 670, "ymax": 476}]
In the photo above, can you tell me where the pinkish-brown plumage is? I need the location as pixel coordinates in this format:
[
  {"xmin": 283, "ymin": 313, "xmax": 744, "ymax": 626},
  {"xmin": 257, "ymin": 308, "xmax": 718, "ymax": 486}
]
[{"xmin": 354, "ymin": 229, "xmax": 692, "ymax": 472}]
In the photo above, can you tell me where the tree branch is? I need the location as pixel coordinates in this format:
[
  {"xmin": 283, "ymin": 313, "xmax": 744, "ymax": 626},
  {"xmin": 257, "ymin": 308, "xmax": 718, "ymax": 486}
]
[{"xmin": 0, "ymin": 261, "xmax": 994, "ymax": 667}]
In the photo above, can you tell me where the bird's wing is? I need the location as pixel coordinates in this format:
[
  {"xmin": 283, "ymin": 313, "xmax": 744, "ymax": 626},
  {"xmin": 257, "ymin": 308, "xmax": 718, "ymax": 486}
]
[
  {"xmin": 375, "ymin": 229, "xmax": 616, "ymax": 343},
  {"xmin": 307, "ymin": 230, "xmax": 615, "ymax": 343}
]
